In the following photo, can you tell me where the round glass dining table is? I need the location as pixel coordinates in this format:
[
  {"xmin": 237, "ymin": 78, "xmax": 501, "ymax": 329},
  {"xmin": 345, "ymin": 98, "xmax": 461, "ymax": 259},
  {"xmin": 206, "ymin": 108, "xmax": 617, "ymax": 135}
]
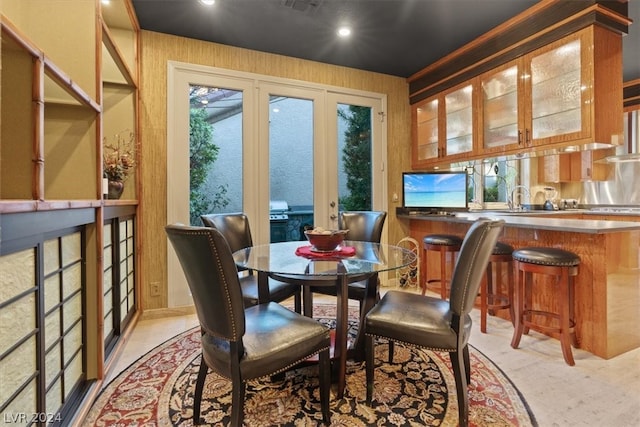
[{"xmin": 232, "ymin": 240, "xmax": 417, "ymax": 398}]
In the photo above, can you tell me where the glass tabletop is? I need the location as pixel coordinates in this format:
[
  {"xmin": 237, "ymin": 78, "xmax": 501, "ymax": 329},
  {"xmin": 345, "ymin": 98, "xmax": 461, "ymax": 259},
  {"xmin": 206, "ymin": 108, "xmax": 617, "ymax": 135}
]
[{"xmin": 232, "ymin": 240, "xmax": 416, "ymax": 276}]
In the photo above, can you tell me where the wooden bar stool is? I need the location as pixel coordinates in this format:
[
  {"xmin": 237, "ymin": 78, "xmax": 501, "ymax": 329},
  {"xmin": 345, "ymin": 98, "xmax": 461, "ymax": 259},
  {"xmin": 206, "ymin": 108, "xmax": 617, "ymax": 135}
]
[
  {"xmin": 480, "ymin": 241, "xmax": 515, "ymax": 333},
  {"xmin": 510, "ymin": 247, "xmax": 580, "ymax": 366},
  {"xmin": 421, "ymin": 234, "xmax": 463, "ymax": 299}
]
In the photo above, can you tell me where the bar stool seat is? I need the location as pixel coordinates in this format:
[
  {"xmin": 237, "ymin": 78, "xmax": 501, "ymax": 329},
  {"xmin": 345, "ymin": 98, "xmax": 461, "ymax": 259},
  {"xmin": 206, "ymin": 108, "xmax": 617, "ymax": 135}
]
[
  {"xmin": 510, "ymin": 247, "xmax": 580, "ymax": 366},
  {"xmin": 480, "ymin": 241, "xmax": 515, "ymax": 333},
  {"xmin": 421, "ymin": 234, "xmax": 463, "ymax": 299}
]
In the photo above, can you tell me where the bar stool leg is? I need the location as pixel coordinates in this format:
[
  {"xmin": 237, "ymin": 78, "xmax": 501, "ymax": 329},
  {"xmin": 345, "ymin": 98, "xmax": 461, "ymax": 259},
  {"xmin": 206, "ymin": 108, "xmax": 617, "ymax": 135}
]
[
  {"xmin": 507, "ymin": 261, "xmax": 515, "ymax": 327},
  {"xmin": 480, "ymin": 266, "xmax": 489, "ymax": 333},
  {"xmin": 420, "ymin": 246, "xmax": 428, "ymax": 296},
  {"xmin": 510, "ymin": 261, "xmax": 525, "ymax": 349},
  {"xmin": 569, "ymin": 275, "xmax": 579, "ymax": 348},
  {"xmin": 523, "ymin": 270, "xmax": 533, "ymax": 335},
  {"xmin": 440, "ymin": 248, "xmax": 448, "ymax": 299},
  {"xmin": 488, "ymin": 262, "xmax": 498, "ymax": 315},
  {"xmin": 558, "ymin": 270, "xmax": 575, "ymax": 366}
]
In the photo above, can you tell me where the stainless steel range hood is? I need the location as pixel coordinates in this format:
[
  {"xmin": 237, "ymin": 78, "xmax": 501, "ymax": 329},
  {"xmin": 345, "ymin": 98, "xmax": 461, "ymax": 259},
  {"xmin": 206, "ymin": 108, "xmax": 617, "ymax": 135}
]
[{"xmin": 598, "ymin": 109, "xmax": 640, "ymax": 163}]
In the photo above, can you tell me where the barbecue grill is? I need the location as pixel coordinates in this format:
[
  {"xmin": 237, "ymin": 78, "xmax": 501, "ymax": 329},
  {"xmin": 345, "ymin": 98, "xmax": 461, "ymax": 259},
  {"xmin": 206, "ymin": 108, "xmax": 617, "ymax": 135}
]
[{"xmin": 269, "ymin": 200, "xmax": 289, "ymax": 242}]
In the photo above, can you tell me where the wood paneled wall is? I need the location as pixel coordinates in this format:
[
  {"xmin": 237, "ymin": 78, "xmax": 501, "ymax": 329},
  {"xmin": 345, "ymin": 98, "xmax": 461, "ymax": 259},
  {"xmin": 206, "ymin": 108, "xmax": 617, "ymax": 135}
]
[{"xmin": 138, "ymin": 31, "xmax": 411, "ymax": 310}]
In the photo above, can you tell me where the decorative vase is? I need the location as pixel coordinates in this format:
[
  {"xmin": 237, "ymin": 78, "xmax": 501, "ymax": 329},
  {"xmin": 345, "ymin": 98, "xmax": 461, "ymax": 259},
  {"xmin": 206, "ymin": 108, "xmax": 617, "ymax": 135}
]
[{"xmin": 107, "ymin": 180, "xmax": 125, "ymax": 200}]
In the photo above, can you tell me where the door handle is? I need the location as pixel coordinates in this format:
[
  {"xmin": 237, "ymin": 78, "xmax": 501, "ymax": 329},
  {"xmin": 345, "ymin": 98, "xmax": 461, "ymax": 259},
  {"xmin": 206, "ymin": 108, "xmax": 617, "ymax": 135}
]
[{"xmin": 330, "ymin": 214, "xmax": 337, "ymax": 220}]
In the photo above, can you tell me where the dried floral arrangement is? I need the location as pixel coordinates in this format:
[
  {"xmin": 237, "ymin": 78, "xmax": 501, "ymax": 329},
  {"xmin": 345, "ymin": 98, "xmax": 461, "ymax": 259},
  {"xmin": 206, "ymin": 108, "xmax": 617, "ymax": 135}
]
[{"xmin": 103, "ymin": 131, "xmax": 137, "ymax": 182}]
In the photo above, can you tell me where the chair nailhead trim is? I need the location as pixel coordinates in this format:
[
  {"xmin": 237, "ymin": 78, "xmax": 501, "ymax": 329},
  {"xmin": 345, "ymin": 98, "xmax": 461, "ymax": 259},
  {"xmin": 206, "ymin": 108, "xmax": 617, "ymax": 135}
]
[{"xmin": 366, "ymin": 333, "xmax": 454, "ymax": 353}]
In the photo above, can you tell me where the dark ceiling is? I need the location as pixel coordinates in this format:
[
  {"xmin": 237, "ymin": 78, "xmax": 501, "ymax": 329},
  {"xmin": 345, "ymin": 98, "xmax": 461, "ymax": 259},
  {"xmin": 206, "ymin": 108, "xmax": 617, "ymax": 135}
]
[{"xmin": 131, "ymin": 0, "xmax": 640, "ymax": 82}]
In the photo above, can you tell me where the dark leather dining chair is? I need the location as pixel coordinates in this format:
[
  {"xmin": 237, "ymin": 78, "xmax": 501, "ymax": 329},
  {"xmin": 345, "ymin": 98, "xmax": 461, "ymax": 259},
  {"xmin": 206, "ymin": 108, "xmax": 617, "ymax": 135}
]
[
  {"xmin": 306, "ymin": 210, "xmax": 387, "ymax": 316},
  {"xmin": 165, "ymin": 224, "xmax": 331, "ymax": 426},
  {"xmin": 201, "ymin": 213, "xmax": 302, "ymax": 312},
  {"xmin": 363, "ymin": 218, "xmax": 504, "ymax": 427}
]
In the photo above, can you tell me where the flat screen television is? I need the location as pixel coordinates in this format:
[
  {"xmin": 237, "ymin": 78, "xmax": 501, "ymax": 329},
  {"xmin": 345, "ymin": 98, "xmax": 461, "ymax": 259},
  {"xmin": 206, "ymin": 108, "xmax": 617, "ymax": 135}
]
[{"xmin": 402, "ymin": 171, "xmax": 469, "ymax": 212}]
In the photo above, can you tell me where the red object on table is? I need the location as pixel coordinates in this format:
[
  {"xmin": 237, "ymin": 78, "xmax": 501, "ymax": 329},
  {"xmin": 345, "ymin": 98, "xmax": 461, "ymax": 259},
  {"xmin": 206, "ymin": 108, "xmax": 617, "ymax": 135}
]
[{"xmin": 295, "ymin": 245, "xmax": 356, "ymax": 259}]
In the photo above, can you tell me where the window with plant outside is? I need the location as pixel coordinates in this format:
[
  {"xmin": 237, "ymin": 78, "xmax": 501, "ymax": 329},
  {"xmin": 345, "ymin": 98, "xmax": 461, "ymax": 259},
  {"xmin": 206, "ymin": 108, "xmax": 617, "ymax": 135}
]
[{"xmin": 187, "ymin": 85, "xmax": 374, "ymax": 229}]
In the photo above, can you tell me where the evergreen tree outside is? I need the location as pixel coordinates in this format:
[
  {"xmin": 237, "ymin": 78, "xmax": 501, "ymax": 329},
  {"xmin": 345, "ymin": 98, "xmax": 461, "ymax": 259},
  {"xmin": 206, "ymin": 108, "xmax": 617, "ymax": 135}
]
[
  {"xmin": 189, "ymin": 107, "xmax": 229, "ymax": 225},
  {"xmin": 339, "ymin": 105, "xmax": 372, "ymax": 211}
]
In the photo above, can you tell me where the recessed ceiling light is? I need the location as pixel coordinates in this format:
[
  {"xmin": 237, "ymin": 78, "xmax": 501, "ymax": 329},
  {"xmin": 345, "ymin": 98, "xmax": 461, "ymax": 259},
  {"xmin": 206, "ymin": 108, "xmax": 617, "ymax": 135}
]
[
  {"xmin": 200, "ymin": 0, "xmax": 216, "ymax": 5},
  {"xmin": 337, "ymin": 27, "xmax": 351, "ymax": 37}
]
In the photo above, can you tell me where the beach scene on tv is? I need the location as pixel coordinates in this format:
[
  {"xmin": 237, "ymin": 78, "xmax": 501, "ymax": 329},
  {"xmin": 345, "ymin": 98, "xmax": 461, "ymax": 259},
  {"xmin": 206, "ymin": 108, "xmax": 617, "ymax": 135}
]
[{"xmin": 403, "ymin": 172, "xmax": 468, "ymax": 208}]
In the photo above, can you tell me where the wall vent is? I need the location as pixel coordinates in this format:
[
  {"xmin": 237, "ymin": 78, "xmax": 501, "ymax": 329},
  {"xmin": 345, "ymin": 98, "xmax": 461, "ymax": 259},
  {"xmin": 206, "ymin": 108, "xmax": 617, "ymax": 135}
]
[{"xmin": 281, "ymin": 0, "xmax": 324, "ymax": 14}]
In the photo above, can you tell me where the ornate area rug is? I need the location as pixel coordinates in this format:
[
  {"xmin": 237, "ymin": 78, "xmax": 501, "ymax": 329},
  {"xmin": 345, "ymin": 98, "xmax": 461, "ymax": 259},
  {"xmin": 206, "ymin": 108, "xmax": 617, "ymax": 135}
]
[{"xmin": 85, "ymin": 305, "xmax": 536, "ymax": 426}]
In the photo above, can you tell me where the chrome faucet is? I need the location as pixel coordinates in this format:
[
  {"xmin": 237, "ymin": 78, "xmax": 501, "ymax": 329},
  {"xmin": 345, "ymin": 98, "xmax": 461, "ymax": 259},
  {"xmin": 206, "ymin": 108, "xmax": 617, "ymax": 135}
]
[{"xmin": 508, "ymin": 185, "xmax": 531, "ymax": 211}]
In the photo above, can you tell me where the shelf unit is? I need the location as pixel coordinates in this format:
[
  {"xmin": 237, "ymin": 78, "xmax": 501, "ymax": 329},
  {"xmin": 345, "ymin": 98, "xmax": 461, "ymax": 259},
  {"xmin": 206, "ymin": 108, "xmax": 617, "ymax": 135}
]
[{"xmin": 0, "ymin": 0, "xmax": 139, "ymax": 423}]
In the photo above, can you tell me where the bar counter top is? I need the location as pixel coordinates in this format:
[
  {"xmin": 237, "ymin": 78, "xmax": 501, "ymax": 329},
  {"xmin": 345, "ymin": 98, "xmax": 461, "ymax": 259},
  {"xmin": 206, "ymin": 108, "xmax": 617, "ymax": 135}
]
[{"xmin": 398, "ymin": 211, "xmax": 640, "ymax": 233}]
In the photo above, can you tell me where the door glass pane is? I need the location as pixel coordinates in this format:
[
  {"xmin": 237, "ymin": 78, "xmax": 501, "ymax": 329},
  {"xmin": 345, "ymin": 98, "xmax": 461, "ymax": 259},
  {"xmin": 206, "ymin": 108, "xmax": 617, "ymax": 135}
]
[
  {"xmin": 482, "ymin": 65, "xmax": 519, "ymax": 148},
  {"xmin": 189, "ymin": 85, "xmax": 243, "ymax": 225},
  {"xmin": 338, "ymin": 104, "xmax": 373, "ymax": 211},
  {"xmin": 415, "ymin": 99, "xmax": 439, "ymax": 160},
  {"xmin": 445, "ymin": 85, "xmax": 473, "ymax": 155},
  {"xmin": 530, "ymin": 39, "xmax": 582, "ymax": 139},
  {"xmin": 269, "ymin": 96, "xmax": 314, "ymax": 242}
]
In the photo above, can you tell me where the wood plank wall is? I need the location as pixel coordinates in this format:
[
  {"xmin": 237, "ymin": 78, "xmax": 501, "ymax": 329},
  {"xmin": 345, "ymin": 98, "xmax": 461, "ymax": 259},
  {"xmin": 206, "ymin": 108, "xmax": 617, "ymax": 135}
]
[{"xmin": 138, "ymin": 31, "xmax": 411, "ymax": 310}]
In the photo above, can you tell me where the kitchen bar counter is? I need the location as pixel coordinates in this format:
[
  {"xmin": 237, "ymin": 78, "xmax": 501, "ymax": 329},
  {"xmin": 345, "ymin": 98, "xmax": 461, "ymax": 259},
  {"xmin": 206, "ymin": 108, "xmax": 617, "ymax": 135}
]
[
  {"xmin": 400, "ymin": 211, "xmax": 640, "ymax": 359},
  {"xmin": 398, "ymin": 211, "xmax": 640, "ymax": 233}
]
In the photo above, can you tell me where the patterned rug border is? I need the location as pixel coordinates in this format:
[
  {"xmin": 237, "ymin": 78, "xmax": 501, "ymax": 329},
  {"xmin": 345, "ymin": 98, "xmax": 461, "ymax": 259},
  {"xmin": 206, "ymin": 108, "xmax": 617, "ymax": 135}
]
[
  {"xmin": 469, "ymin": 346, "xmax": 538, "ymax": 427},
  {"xmin": 87, "ymin": 304, "xmax": 537, "ymax": 426}
]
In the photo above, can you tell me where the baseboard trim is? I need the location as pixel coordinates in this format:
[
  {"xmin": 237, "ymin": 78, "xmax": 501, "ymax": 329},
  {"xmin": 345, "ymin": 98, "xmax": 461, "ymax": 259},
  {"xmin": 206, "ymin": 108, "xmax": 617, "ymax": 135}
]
[{"xmin": 140, "ymin": 305, "xmax": 196, "ymax": 320}]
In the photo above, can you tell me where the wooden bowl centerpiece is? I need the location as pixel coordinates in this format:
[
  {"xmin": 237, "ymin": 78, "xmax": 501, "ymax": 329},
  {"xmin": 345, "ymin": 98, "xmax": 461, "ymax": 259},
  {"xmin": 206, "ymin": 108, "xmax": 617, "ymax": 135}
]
[{"xmin": 304, "ymin": 228, "xmax": 349, "ymax": 252}]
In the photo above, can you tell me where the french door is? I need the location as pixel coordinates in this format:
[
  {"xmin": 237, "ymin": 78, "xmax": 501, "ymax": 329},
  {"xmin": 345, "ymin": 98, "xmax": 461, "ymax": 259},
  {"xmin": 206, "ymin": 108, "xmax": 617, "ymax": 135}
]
[{"xmin": 167, "ymin": 62, "xmax": 386, "ymax": 307}]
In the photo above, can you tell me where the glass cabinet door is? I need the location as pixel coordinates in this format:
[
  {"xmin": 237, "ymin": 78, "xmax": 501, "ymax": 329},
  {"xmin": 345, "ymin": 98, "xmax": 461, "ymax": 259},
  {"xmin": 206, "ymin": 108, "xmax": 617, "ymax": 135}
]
[
  {"xmin": 444, "ymin": 84, "xmax": 474, "ymax": 157},
  {"xmin": 481, "ymin": 63, "xmax": 522, "ymax": 152},
  {"xmin": 413, "ymin": 97, "xmax": 440, "ymax": 164},
  {"xmin": 528, "ymin": 33, "xmax": 583, "ymax": 144}
]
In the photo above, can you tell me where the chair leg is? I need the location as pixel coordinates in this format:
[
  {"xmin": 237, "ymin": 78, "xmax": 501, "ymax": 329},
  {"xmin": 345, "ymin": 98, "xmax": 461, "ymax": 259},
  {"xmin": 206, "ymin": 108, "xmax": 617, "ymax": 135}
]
[
  {"xmin": 231, "ymin": 376, "xmax": 245, "ymax": 427},
  {"xmin": 388, "ymin": 340, "xmax": 395, "ymax": 364},
  {"xmin": 463, "ymin": 345, "xmax": 471, "ymax": 384},
  {"xmin": 318, "ymin": 348, "xmax": 331, "ymax": 423},
  {"xmin": 365, "ymin": 335, "xmax": 375, "ymax": 405},
  {"xmin": 450, "ymin": 350, "xmax": 470, "ymax": 427},
  {"xmin": 294, "ymin": 290, "xmax": 302, "ymax": 314},
  {"xmin": 303, "ymin": 287, "xmax": 313, "ymax": 317},
  {"xmin": 352, "ymin": 274, "xmax": 380, "ymax": 360},
  {"xmin": 193, "ymin": 354, "xmax": 208, "ymax": 425}
]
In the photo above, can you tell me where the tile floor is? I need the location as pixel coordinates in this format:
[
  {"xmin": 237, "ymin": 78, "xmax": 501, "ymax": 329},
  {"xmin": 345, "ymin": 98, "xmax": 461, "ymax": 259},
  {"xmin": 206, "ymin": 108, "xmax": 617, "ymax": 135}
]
[{"xmin": 102, "ymin": 287, "xmax": 640, "ymax": 427}]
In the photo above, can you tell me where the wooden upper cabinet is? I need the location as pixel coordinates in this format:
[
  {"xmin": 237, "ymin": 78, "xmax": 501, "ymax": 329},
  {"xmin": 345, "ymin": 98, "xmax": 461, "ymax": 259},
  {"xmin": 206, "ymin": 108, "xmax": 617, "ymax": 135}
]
[
  {"xmin": 412, "ymin": 81, "xmax": 476, "ymax": 167},
  {"xmin": 412, "ymin": 95, "xmax": 440, "ymax": 165},
  {"xmin": 538, "ymin": 148, "xmax": 614, "ymax": 183},
  {"xmin": 411, "ymin": 22, "xmax": 624, "ymax": 169},
  {"xmin": 525, "ymin": 26, "xmax": 623, "ymax": 149},
  {"xmin": 480, "ymin": 26, "xmax": 623, "ymax": 156}
]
